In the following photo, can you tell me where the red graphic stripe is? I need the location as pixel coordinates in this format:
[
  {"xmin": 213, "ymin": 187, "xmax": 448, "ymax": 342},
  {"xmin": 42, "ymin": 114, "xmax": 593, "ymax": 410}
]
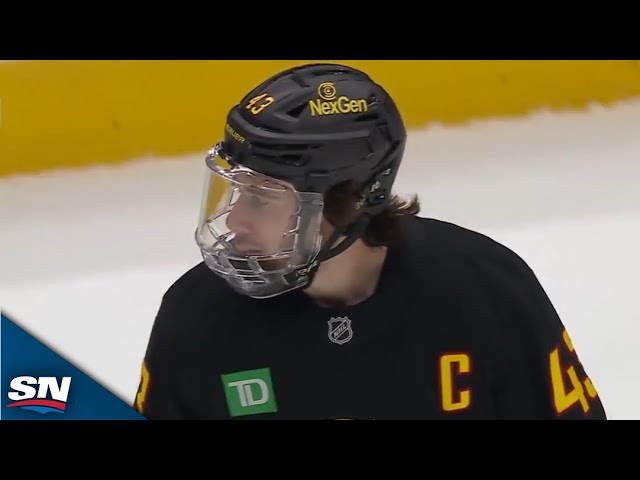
[{"xmin": 6, "ymin": 399, "xmax": 66, "ymax": 410}]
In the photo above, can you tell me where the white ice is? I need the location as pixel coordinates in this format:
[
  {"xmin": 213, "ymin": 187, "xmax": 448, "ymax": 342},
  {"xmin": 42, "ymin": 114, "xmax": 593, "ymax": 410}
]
[{"xmin": 1, "ymin": 99, "xmax": 639, "ymax": 419}]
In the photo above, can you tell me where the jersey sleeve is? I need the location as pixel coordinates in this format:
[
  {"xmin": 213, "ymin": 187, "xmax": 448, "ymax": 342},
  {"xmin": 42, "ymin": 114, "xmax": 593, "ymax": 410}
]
[
  {"xmin": 486, "ymin": 247, "xmax": 607, "ymax": 420},
  {"xmin": 133, "ymin": 291, "xmax": 190, "ymax": 420}
]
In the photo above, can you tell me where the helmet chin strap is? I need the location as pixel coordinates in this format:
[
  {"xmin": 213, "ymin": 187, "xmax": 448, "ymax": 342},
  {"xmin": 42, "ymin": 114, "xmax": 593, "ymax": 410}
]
[
  {"xmin": 284, "ymin": 163, "xmax": 395, "ymax": 290},
  {"xmin": 294, "ymin": 211, "xmax": 373, "ymax": 290},
  {"xmin": 319, "ymin": 212, "xmax": 373, "ymax": 261}
]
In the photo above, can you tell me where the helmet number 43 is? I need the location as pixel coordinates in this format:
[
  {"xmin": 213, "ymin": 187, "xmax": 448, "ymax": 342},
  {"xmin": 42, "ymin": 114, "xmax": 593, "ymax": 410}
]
[{"xmin": 246, "ymin": 93, "xmax": 274, "ymax": 115}]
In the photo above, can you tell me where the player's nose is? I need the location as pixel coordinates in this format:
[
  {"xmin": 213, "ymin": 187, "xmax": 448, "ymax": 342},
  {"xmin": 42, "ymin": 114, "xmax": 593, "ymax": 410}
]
[{"xmin": 225, "ymin": 199, "xmax": 254, "ymax": 235}]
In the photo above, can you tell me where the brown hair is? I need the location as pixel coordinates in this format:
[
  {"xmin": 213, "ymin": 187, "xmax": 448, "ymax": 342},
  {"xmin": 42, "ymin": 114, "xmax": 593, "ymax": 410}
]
[{"xmin": 323, "ymin": 180, "xmax": 420, "ymax": 247}]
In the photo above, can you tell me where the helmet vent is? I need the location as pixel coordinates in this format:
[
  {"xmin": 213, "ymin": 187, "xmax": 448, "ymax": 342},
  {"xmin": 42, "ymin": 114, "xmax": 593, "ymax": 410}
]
[
  {"xmin": 314, "ymin": 69, "xmax": 348, "ymax": 77},
  {"xmin": 281, "ymin": 154, "xmax": 306, "ymax": 166},
  {"xmin": 252, "ymin": 142, "xmax": 322, "ymax": 152},
  {"xmin": 355, "ymin": 112, "xmax": 379, "ymax": 123},
  {"xmin": 287, "ymin": 103, "xmax": 308, "ymax": 119}
]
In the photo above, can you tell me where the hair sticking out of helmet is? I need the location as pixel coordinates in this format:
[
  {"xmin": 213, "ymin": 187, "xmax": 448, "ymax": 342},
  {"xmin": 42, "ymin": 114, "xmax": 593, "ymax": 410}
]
[{"xmin": 195, "ymin": 63, "xmax": 409, "ymax": 299}]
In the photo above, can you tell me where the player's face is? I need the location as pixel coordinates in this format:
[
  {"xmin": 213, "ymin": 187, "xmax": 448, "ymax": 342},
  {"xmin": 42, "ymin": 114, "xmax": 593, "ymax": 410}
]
[
  {"xmin": 196, "ymin": 147, "xmax": 328, "ymax": 296},
  {"xmin": 224, "ymin": 180, "xmax": 299, "ymax": 257}
]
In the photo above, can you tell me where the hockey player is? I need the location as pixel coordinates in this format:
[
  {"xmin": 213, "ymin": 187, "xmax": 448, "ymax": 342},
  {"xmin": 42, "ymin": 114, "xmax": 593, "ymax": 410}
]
[{"xmin": 133, "ymin": 63, "xmax": 606, "ymax": 420}]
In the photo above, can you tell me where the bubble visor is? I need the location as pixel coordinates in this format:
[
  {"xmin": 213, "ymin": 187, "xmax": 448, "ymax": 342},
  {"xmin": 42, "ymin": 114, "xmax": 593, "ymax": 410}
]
[{"xmin": 195, "ymin": 143, "xmax": 325, "ymax": 298}]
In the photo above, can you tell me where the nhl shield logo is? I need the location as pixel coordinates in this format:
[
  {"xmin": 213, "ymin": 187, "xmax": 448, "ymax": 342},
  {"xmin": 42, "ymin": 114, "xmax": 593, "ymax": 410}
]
[{"xmin": 328, "ymin": 317, "xmax": 353, "ymax": 345}]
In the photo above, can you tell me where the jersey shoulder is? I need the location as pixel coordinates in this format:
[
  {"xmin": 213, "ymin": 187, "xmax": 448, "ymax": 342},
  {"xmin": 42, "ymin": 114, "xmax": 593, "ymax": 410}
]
[
  {"xmin": 407, "ymin": 216, "xmax": 535, "ymax": 284},
  {"xmin": 145, "ymin": 261, "xmax": 234, "ymax": 350},
  {"xmin": 405, "ymin": 216, "xmax": 554, "ymax": 332},
  {"xmin": 160, "ymin": 261, "xmax": 223, "ymax": 309},
  {"xmin": 409, "ymin": 216, "xmax": 574, "ymax": 362}
]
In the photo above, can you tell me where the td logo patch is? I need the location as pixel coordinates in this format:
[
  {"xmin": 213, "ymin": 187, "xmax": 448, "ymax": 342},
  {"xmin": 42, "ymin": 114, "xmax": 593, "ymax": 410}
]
[{"xmin": 221, "ymin": 368, "xmax": 277, "ymax": 417}]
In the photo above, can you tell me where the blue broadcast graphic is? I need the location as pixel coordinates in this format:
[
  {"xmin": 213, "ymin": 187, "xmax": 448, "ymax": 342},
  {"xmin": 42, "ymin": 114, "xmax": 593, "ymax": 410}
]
[{"xmin": 2, "ymin": 314, "xmax": 146, "ymax": 420}]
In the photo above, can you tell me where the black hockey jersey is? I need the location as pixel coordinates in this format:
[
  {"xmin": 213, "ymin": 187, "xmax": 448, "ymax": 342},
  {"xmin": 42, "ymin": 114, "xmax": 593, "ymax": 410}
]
[{"xmin": 133, "ymin": 216, "xmax": 607, "ymax": 420}]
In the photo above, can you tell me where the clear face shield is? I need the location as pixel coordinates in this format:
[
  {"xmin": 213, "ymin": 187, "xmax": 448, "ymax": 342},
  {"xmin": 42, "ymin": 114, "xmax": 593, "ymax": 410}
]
[{"xmin": 195, "ymin": 143, "xmax": 326, "ymax": 299}]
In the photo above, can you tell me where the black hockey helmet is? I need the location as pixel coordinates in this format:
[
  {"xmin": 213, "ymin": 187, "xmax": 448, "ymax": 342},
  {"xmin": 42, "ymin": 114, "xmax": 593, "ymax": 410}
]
[
  {"xmin": 196, "ymin": 63, "xmax": 407, "ymax": 298},
  {"xmin": 221, "ymin": 63, "xmax": 406, "ymax": 197}
]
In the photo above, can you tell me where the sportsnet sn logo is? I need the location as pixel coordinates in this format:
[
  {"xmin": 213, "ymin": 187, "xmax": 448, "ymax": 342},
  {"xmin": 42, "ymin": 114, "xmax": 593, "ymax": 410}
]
[{"xmin": 6, "ymin": 376, "xmax": 72, "ymax": 414}]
